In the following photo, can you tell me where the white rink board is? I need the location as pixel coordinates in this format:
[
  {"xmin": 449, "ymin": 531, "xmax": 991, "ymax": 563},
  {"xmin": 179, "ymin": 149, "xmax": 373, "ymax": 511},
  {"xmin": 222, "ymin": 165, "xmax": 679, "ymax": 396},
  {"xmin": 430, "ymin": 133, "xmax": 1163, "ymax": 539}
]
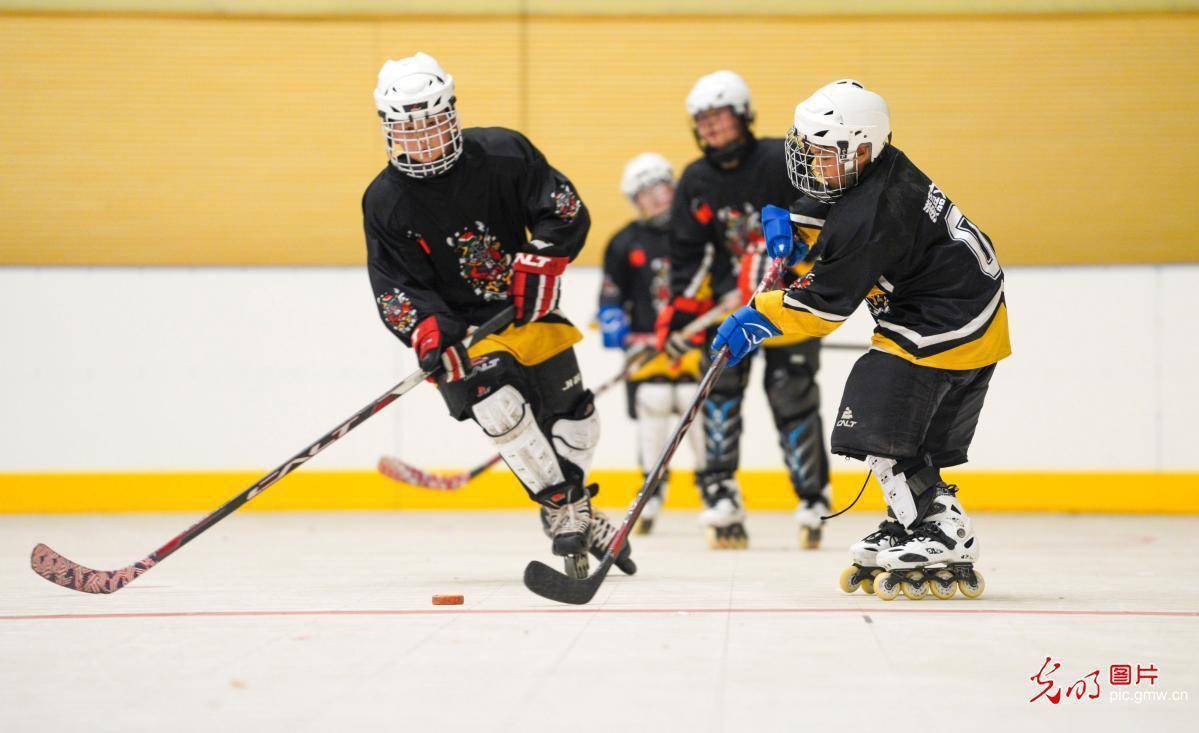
[
  {"xmin": 0, "ymin": 264, "xmax": 1196, "ymax": 472},
  {"xmin": 1, "ymin": 511, "xmax": 1196, "ymax": 732}
]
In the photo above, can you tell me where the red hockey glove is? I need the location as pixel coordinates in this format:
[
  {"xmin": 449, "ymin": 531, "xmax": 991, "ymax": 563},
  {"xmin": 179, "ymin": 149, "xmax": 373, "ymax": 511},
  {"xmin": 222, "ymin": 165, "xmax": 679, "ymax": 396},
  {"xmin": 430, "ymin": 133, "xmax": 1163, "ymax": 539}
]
[
  {"xmin": 512, "ymin": 252, "xmax": 568, "ymax": 325},
  {"xmin": 413, "ymin": 315, "xmax": 470, "ymax": 382},
  {"xmin": 654, "ymin": 295, "xmax": 713, "ymax": 359}
]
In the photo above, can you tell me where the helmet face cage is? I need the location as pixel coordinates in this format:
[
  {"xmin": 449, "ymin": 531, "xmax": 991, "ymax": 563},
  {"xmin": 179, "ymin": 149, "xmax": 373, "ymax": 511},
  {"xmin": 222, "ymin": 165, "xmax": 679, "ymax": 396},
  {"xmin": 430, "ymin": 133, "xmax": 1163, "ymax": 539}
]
[
  {"xmin": 632, "ymin": 180, "xmax": 673, "ymax": 227},
  {"xmin": 785, "ymin": 126, "xmax": 859, "ymax": 203},
  {"xmin": 380, "ymin": 103, "xmax": 463, "ymax": 178}
]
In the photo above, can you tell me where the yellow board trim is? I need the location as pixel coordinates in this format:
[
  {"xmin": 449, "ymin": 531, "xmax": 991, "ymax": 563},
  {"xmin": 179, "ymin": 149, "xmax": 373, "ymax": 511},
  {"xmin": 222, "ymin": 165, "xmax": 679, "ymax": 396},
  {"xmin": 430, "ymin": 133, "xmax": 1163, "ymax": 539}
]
[{"xmin": 2, "ymin": 470, "xmax": 1196, "ymax": 514}]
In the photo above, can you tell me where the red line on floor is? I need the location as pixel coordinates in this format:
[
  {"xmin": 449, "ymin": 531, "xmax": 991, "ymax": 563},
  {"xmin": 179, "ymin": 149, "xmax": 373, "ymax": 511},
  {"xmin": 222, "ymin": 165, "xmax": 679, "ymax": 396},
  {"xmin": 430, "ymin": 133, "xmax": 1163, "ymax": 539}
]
[{"xmin": 2, "ymin": 607, "xmax": 1197, "ymax": 621}]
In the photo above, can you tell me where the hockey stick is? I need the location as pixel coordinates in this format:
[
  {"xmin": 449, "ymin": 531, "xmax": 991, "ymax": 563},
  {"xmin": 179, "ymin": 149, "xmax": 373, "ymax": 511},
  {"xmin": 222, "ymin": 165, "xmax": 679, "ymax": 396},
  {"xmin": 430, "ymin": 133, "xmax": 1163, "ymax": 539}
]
[
  {"xmin": 29, "ymin": 306, "xmax": 517, "ymax": 595},
  {"xmin": 377, "ymin": 290, "xmax": 743, "ymax": 490},
  {"xmin": 523, "ymin": 259, "xmax": 786, "ymax": 604}
]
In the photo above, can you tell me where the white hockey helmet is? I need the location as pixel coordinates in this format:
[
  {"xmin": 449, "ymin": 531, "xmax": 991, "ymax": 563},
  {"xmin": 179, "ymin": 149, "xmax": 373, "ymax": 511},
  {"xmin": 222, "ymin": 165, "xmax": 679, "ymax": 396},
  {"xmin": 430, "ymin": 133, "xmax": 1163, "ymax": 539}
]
[
  {"xmin": 785, "ymin": 81, "xmax": 890, "ymax": 202},
  {"xmin": 620, "ymin": 152, "xmax": 674, "ymax": 200},
  {"xmin": 685, "ymin": 70, "xmax": 754, "ymax": 120},
  {"xmin": 374, "ymin": 52, "xmax": 463, "ymax": 178}
]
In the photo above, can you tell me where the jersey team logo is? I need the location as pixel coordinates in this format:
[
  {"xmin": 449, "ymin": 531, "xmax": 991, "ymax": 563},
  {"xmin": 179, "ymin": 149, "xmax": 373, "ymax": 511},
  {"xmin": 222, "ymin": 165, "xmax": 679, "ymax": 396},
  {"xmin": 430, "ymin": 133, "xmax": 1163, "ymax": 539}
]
[
  {"xmin": 866, "ymin": 290, "xmax": 892, "ymax": 317},
  {"xmin": 552, "ymin": 183, "xmax": 582, "ymax": 222},
  {"xmin": 448, "ymin": 221, "xmax": 512, "ymax": 301},
  {"xmin": 377, "ymin": 288, "xmax": 417, "ymax": 336},
  {"xmin": 717, "ymin": 204, "xmax": 764, "ymax": 259}
]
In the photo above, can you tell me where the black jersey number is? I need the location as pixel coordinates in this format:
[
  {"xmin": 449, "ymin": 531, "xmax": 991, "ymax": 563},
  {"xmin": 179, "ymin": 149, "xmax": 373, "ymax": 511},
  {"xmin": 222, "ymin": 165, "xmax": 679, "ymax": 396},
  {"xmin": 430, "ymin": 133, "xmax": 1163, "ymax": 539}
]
[{"xmin": 945, "ymin": 205, "xmax": 1001, "ymax": 279}]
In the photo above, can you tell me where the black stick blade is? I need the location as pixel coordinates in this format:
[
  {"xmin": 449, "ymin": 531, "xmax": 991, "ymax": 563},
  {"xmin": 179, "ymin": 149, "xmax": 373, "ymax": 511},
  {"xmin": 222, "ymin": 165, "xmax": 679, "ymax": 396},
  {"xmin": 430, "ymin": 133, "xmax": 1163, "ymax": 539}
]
[{"xmin": 523, "ymin": 557, "xmax": 613, "ymax": 605}]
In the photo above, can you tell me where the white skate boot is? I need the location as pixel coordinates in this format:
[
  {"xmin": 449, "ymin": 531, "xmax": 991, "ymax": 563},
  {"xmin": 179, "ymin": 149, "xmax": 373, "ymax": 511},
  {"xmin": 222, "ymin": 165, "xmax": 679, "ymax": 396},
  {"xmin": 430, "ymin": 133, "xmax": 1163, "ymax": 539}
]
[
  {"xmin": 699, "ymin": 477, "xmax": 748, "ymax": 549},
  {"xmin": 635, "ymin": 479, "xmax": 667, "ymax": 536},
  {"xmin": 837, "ymin": 517, "xmax": 909, "ymax": 595},
  {"xmin": 873, "ymin": 485, "xmax": 984, "ymax": 601},
  {"xmin": 794, "ymin": 486, "xmax": 831, "ymax": 550}
]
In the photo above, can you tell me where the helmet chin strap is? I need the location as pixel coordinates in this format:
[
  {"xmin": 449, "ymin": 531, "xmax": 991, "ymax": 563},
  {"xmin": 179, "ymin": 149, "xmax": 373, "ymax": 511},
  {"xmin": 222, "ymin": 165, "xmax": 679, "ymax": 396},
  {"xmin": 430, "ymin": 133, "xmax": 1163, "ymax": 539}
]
[
  {"xmin": 701, "ymin": 130, "xmax": 756, "ymax": 168},
  {"xmin": 644, "ymin": 210, "xmax": 671, "ymax": 230}
]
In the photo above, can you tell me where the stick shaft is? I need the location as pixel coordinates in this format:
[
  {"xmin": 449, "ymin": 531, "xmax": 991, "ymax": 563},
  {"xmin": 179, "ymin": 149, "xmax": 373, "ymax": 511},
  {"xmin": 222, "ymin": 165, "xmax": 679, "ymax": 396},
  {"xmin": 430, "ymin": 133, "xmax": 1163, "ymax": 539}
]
[{"xmin": 142, "ymin": 306, "xmax": 514, "ymax": 565}]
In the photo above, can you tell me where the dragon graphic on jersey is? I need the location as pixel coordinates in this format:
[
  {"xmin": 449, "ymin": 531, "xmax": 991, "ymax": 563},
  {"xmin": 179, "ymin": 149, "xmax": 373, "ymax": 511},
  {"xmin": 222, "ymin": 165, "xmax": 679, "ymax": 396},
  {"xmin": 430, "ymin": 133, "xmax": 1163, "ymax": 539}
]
[
  {"xmin": 448, "ymin": 221, "xmax": 512, "ymax": 301},
  {"xmin": 552, "ymin": 183, "xmax": 582, "ymax": 222},
  {"xmin": 377, "ymin": 288, "xmax": 417, "ymax": 336},
  {"xmin": 717, "ymin": 204, "xmax": 764, "ymax": 259}
]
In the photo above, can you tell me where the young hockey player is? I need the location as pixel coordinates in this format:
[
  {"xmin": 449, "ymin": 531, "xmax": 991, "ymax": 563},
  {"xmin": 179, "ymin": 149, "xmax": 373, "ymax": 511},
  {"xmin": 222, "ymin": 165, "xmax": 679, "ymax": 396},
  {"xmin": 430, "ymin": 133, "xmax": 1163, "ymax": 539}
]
[
  {"xmin": 656, "ymin": 70, "xmax": 831, "ymax": 550},
  {"xmin": 363, "ymin": 52, "xmax": 632, "ymax": 578},
  {"xmin": 712, "ymin": 80, "xmax": 1010, "ymax": 600},
  {"xmin": 598, "ymin": 153, "xmax": 706, "ymax": 535}
]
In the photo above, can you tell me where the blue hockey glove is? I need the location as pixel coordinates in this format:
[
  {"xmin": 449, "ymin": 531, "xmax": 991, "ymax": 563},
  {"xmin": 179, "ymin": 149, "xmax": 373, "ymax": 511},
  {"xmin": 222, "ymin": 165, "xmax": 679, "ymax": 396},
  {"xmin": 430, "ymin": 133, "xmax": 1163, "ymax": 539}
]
[
  {"xmin": 598, "ymin": 305, "xmax": 630, "ymax": 349},
  {"xmin": 711, "ymin": 305, "xmax": 782, "ymax": 366},
  {"xmin": 761, "ymin": 204, "xmax": 808, "ymax": 266}
]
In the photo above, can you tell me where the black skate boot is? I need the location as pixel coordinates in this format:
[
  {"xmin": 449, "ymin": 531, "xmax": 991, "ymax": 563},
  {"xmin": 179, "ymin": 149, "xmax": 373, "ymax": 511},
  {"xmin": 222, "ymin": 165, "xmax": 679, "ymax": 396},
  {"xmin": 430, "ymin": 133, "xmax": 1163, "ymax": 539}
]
[
  {"xmin": 536, "ymin": 482, "xmax": 595, "ymax": 579},
  {"xmin": 588, "ymin": 503, "xmax": 637, "ymax": 575}
]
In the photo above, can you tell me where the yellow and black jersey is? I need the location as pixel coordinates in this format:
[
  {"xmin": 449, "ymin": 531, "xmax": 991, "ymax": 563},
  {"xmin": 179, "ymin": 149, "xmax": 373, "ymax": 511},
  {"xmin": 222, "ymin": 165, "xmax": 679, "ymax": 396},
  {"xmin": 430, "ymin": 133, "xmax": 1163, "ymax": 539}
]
[{"xmin": 754, "ymin": 145, "xmax": 1010, "ymax": 371}]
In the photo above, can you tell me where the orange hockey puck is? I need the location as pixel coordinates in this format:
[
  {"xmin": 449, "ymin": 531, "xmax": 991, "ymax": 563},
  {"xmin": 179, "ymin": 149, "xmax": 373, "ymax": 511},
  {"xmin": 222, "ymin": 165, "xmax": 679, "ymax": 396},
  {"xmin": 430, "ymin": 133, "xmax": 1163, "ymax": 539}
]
[{"xmin": 432, "ymin": 594, "xmax": 464, "ymax": 606}]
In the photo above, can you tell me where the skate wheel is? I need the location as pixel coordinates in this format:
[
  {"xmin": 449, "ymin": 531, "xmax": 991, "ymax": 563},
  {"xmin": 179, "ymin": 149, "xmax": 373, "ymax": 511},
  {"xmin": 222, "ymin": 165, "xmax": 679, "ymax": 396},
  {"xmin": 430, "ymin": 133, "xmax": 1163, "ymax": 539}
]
[
  {"xmin": 929, "ymin": 570, "xmax": 958, "ymax": 600},
  {"xmin": 799, "ymin": 526, "xmax": 821, "ymax": 550},
  {"xmin": 564, "ymin": 554, "xmax": 589, "ymax": 579},
  {"xmin": 729, "ymin": 524, "xmax": 749, "ymax": 550},
  {"xmin": 861, "ymin": 569, "xmax": 880, "ymax": 595},
  {"xmin": 635, "ymin": 518, "xmax": 654, "ymax": 536},
  {"xmin": 901, "ymin": 571, "xmax": 928, "ymax": 600},
  {"xmin": 838, "ymin": 566, "xmax": 860, "ymax": 594},
  {"xmin": 705, "ymin": 526, "xmax": 722, "ymax": 549},
  {"xmin": 874, "ymin": 572, "xmax": 900, "ymax": 601},
  {"xmin": 958, "ymin": 569, "xmax": 985, "ymax": 599}
]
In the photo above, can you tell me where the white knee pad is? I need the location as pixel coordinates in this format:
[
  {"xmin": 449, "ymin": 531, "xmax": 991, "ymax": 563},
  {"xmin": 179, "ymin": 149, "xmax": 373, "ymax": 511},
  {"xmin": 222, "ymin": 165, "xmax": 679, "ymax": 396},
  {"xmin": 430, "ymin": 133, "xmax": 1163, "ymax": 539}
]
[
  {"xmin": 551, "ymin": 404, "xmax": 600, "ymax": 480},
  {"xmin": 634, "ymin": 383, "xmax": 675, "ymax": 473},
  {"xmin": 473, "ymin": 385, "xmax": 564, "ymax": 492},
  {"xmin": 868, "ymin": 455, "xmax": 917, "ymax": 528}
]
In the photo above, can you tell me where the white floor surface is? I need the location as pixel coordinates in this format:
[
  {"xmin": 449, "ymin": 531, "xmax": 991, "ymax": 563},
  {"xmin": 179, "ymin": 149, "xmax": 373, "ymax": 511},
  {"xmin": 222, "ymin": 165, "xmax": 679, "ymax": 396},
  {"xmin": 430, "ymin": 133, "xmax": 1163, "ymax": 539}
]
[{"xmin": 1, "ymin": 511, "xmax": 1196, "ymax": 732}]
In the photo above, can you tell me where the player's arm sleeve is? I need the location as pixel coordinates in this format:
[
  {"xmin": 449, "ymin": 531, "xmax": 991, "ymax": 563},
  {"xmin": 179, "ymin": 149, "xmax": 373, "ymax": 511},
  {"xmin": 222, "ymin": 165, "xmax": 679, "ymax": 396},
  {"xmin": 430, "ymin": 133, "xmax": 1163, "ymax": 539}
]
[
  {"xmin": 599, "ymin": 235, "xmax": 629, "ymax": 311},
  {"xmin": 753, "ymin": 216, "xmax": 886, "ymax": 340},
  {"xmin": 667, "ymin": 176, "xmax": 717, "ymax": 298},
  {"xmin": 365, "ymin": 207, "xmax": 452, "ymax": 348},
  {"xmin": 517, "ymin": 134, "xmax": 591, "ymax": 260},
  {"xmin": 779, "ymin": 195, "xmax": 830, "ymax": 287},
  {"xmin": 789, "ymin": 195, "xmax": 830, "ymax": 254}
]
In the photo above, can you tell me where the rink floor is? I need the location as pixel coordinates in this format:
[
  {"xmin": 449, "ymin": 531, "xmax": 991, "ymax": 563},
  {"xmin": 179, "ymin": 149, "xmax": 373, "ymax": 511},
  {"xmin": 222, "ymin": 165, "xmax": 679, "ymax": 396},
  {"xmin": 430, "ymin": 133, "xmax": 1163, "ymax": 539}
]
[{"xmin": 1, "ymin": 510, "xmax": 1196, "ymax": 732}]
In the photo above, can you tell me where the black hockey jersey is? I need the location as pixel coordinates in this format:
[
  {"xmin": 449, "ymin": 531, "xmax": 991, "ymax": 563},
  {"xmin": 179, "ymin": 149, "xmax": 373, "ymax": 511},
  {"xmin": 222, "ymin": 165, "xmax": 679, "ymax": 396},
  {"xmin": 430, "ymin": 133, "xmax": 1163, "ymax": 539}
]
[
  {"xmin": 599, "ymin": 220, "xmax": 672, "ymax": 335},
  {"xmin": 364, "ymin": 127, "xmax": 590, "ymax": 347},
  {"xmin": 668, "ymin": 137, "xmax": 795, "ymax": 300},
  {"xmin": 755, "ymin": 144, "xmax": 1011, "ymax": 370}
]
